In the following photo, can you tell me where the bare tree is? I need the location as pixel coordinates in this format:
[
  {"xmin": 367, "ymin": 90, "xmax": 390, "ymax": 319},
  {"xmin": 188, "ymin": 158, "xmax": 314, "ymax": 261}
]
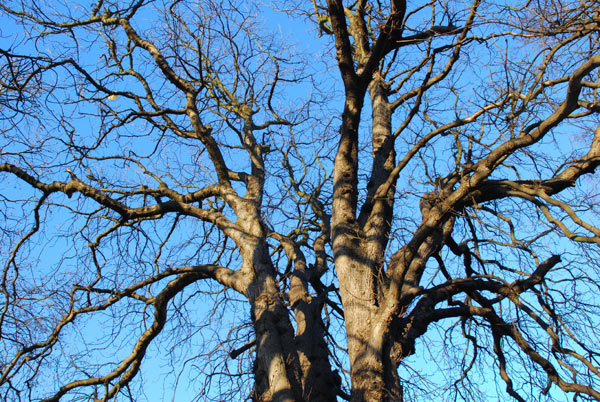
[{"xmin": 2, "ymin": 0, "xmax": 600, "ymax": 401}]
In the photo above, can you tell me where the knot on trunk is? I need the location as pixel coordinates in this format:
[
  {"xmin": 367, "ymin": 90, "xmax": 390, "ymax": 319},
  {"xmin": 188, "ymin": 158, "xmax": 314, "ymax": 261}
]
[{"xmin": 419, "ymin": 191, "xmax": 439, "ymax": 217}]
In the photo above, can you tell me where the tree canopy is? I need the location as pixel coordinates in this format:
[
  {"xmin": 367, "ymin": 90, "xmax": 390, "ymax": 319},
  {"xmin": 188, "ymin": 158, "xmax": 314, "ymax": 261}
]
[{"xmin": 2, "ymin": 0, "xmax": 600, "ymax": 401}]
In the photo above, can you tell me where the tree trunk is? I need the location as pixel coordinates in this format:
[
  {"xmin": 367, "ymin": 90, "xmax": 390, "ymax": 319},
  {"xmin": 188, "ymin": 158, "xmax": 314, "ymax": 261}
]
[
  {"xmin": 249, "ymin": 253, "xmax": 303, "ymax": 402},
  {"xmin": 331, "ymin": 73, "xmax": 404, "ymax": 401},
  {"xmin": 248, "ymin": 236, "xmax": 339, "ymax": 402}
]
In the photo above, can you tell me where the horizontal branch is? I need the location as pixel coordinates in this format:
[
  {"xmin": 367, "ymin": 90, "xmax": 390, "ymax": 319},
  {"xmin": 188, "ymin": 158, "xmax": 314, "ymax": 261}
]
[
  {"xmin": 461, "ymin": 124, "xmax": 600, "ymax": 207},
  {"xmin": 0, "ymin": 163, "xmax": 237, "ymax": 234}
]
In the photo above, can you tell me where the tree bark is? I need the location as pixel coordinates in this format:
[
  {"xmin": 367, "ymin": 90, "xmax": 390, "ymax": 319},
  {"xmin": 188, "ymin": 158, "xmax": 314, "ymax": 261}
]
[{"xmin": 248, "ymin": 242, "xmax": 303, "ymax": 402}]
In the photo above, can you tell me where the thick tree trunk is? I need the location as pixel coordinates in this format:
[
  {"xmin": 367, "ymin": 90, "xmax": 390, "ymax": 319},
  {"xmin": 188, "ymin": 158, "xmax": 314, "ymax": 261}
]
[
  {"xmin": 331, "ymin": 74, "xmax": 405, "ymax": 401},
  {"xmin": 247, "ymin": 236, "xmax": 338, "ymax": 402},
  {"xmin": 285, "ymin": 242, "xmax": 340, "ymax": 402},
  {"xmin": 232, "ymin": 210, "xmax": 302, "ymax": 402},
  {"xmin": 334, "ymin": 255, "xmax": 405, "ymax": 402},
  {"xmin": 249, "ymin": 254, "xmax": 303, "ymax": 402},
  {"xmin": 293, "ymin": 297, "xmax": 341, "ymax": 402}
]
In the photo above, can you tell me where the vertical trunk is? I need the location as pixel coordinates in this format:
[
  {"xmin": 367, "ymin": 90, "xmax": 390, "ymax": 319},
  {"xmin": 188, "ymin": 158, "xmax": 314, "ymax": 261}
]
[
  {"xmin": 327, "ymin": 7, "xmax": 405, "ymax": 399},
  {"xmin": 335, "ymin": 253, "xmax": 380, "ymax": 400},
  {"xmin": 331, "ymin": 87, "xmax": 382, "ymax": 401},
  {"xmin": 360, "ymin": 72, "xmax": 397, "ymax": 291},
  {"xmin": 248, "ymin": 236, "xmax": 339, "ymax": 402},
  {"xmin": 292, "ymin": 297, "xmax": 340, "ymax": 401},
  {"xmin": 349, "ymin": 75, "xmax": 404, "ymax": 402},
  {"xmin": 233, "ymin": 214, "xmax": 301, "ymax": 402},
  {"xmin": 337, "ymin": 259, "xmax": 404, "ymax": 402},
  {"xmin": 285, "ymin": 240, "xmax": 339, "ymax": 402},
  {"xmin": 238, "ymin": 181, "xmax": 339, "ymax": 402},
  {"xmin": 332, "ymin": 75, "xmax": 405, "ymax": 401},
  {"xmin": 249, "ymin": 251, "xmax": 303, "ymax": 402}
]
